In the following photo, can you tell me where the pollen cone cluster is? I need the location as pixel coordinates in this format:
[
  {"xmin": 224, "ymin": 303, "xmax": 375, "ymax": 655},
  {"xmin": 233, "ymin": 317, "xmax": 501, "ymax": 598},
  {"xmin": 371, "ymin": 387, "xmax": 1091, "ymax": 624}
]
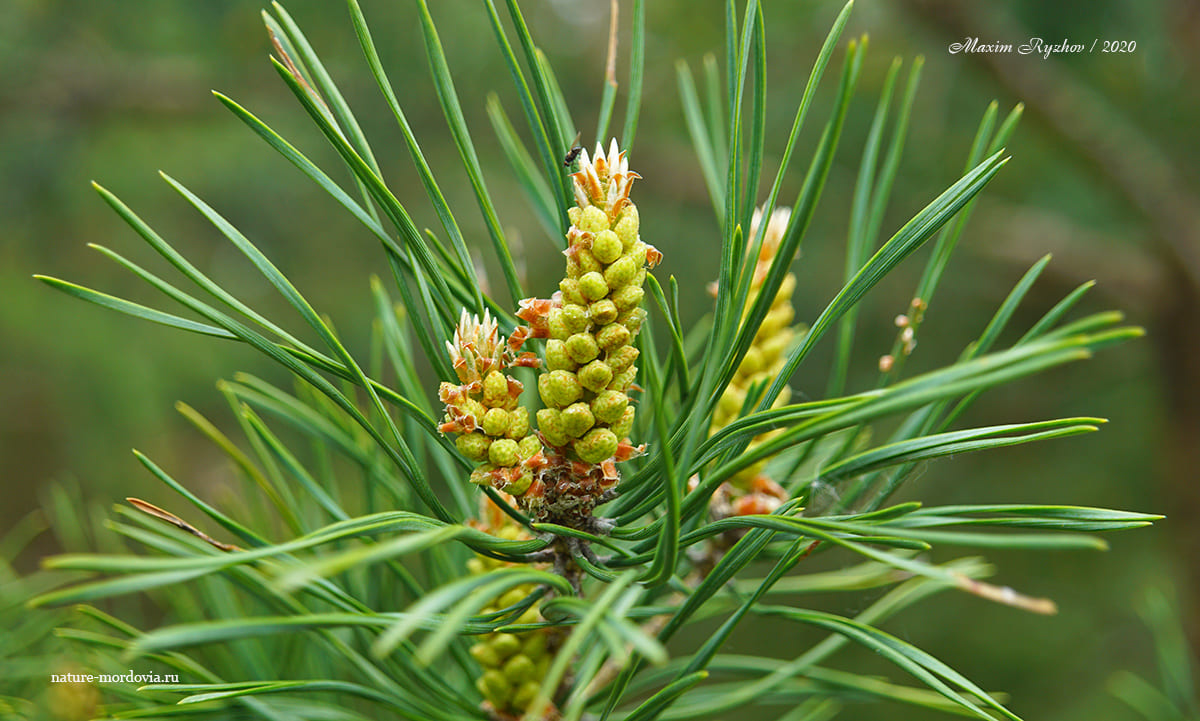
[
  {"xmin": 442, "ymin": 140, "xmax": 659, "ymax": 527},
  {"xmin": 467, "ymin": 495, "xmax": 556, "ymax": 719},
  {"xmin": 709, "ymin": 206, "xmax": 799, "ymax": 515},
  {"xmin": 439, "ymin": 310, "xmax": 545, "ymax": 499},
  {"xmin": 518, "ymin": 139, "xmax": 660, "ymax": 471}
]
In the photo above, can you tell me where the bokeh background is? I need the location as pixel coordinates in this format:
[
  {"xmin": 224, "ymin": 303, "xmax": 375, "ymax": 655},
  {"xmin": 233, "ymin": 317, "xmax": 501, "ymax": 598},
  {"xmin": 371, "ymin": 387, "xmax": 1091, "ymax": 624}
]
[{"xmin": 3, "ymin": 0, "xmax": 1197, "ymax": 718}]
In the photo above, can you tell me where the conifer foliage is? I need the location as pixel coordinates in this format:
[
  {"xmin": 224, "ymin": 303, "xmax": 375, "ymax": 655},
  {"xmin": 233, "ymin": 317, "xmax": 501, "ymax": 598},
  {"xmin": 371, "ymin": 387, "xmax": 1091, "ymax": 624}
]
[{"xmin": 27, "ymin": 2, "xmax": 1156, "ymax": 720}]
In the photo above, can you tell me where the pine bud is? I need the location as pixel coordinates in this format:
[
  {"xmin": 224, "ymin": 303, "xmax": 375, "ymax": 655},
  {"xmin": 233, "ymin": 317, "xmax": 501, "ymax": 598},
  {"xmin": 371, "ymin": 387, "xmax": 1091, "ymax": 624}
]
[
  {"xmin": 460, "ymin": 398, "xmax": 487, "ymax": 424},
  {"xmin": 762, "ymin": 304, "xmax": 795, "ymax": 335},
  {"xmin": 589, "ymin": 299, "xmax": 618, "ymax": 325},
  {"xmin": 591, "ymin": 229, "xmax": 623, "ymax": 264},
  {"xmin": 596, "ymin": 322, "xmax": 631, "ymax": 351},
  {"xmin": 578, "ymin": 359, "xmax": 614, "ymax": 393},
  {"xmin": 591, "ymin": 389, "xmax": 629, "ymax": 424},
  {"xmin": 479, "ymin": 669, "xmax": 511, "ymax": 700},
  {"xmin": 470, "ymin": 643, "xmax": 501, "ymax": 668},
  {"xmin": 741, "ymin": 346, "xmax": 764, "ymax": 375},
  {"xmin": 579, "ymin": 271, "xmax": 609, "ymax": 301},
  {"xmin": 607, "ymin": 345, "xmax": 639, "ymax": 373},
  {"xmin": 503, "ymin": 654, "xmax": 536, "ymax": 684},
  {"xmin": 511, "ymin": 682, "xmax": 541, "ymax": 712},
  {"xmin": 561, "ymin": 304, "xmax": 590, "ymax": 334},
  {"xmin": 547, "ymin": 308, "xmax": 570, "ymax": 340},
  {"xmin": 576, "ymin": 249, "xmax": 602, "ymax": 274},
  {"xmin": 491, "ymin": 633, "xmax": 521, "ymax": 659},
  {"xmin": 488, "ymin": 438, "xmax": 520, "ymax": 467},
  {"xmin": 611, "ymin": 405, "xmax": 636, "ymax": 439},
  {"xmin": 482, "ymin": 370, "xmax": 510, "ymax": 407},
  {"xmin": 565, "ymin": 332, "xmax": 600, "ymax": 364},
  {"xmin": 608, "ymin": 367, "xmax": 637, "ymax": 392},
  {"xmin": 604, "ymin": 255, "xmax": 638, "ymax": 288},
  {"xmin": 560, "ymin": 402, "xmax": 596, "ymax": 438},
  {"xmin": 579, "ymin": 205, "xmax": 609, "ymax": 233},
  {"xmin": 614, "ymin": 206, "xmax": 639, "ymax": 248},
  {"xmin": 611, "ymin": 285, "xmax": 644, "ymax": 311},
  {"xmin": 630, "ymin": 241, "xmax": 649, "ymax": 267},
  {"xmin": 537, "ymin": 408, "xmax": 569, "ymax": 447},
  {"xmin": 559, "ymin": 278, "xmax": 586, "ymax": 305},
  {"xmin": 507, "ymin": 406, "xmax": 531, "ymax": 439},
  {"xmin": 522, "ymin": 633, "xmax": 546, "ymax": 658},
  {"xmin": 518, "ymin": 434, "xmax": 542, "ymax": 459},
  {"xmin": 547, "ymin": 370, "xmax": 582, "ymax": 407},
  {"xmin": 537, "ymin": 372, "xmax": 556, "ymax": 407},
  {"xmin": 545, "ymin": 339, "xmax": 576, "ymax": 371},
  {"xmin": 457, "ymin": 433, "xmax": 492, "ymax": 462},
  {"xmin": 575, "ymin": 427, "xmax": 618, "ymax": 463},
  {"xmin": 481, "ymin": 408, "xmax": 510, "ymax": 437},
  {"xmin": 620, "ymin": 307, "xmax": 647, "ymax": 335},
  {"xmin": 719, "ymin": 385, "xmax": 746, "ymax": 416}
]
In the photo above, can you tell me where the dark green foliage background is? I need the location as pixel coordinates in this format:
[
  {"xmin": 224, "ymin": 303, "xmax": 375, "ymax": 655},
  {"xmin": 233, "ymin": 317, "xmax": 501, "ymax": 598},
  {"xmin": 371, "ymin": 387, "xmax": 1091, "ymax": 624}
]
[{"xmin": 2, "ymin": 0, "xmax": 1195, "ymax": 718}]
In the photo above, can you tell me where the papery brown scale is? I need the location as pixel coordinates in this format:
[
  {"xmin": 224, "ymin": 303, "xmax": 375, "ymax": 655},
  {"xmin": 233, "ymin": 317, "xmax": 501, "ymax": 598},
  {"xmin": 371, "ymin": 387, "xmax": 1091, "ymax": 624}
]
[
  {"xmin": 517, "ymin": 298, "xmax": 555, "ymax": 322},
  {"xmin": 734, "ymin": 496, "xmax": 772, "ymax": 516},
  {"xmin": 512, "ymin": 352, "xmax": 541, "ymax": 368},
  {"xmin": 574, "ymin": 168, "xmax": 603, "ymax": 204},
  {"xmin": 608, "ymin": 197, "xmax": 628, "ymax": 220},
  {"xmin": 750, "ymin": 476, "xmax": 786, "ymax": 499},
  {"xmin": 734, "ymin": 492, "xmax": 785, "ymax": 516},
  {"xmin": 613, "ymin": 442, "xmax": 646, "ymax": 462},
  {"xmin": 507, "ymin": 328, "xmax": 529, "ymax": 353},
  {"xmin": 524, "ymin": 450, "xmax": 549, "ymax": 472},
  {"xmin": 645, "ymin": 245, "xmax": 663, "ymax": 268},
  {"xmin": 565, "ymin": 228, "xmax": 593, "ymax": 250}
]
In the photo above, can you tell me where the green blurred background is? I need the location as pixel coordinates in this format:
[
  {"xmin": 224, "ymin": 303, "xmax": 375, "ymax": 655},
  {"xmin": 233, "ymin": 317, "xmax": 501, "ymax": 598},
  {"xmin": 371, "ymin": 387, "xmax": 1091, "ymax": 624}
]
[{"xmin": 3, "ymin": 0, "xmax": 1197, "ymax": 718}]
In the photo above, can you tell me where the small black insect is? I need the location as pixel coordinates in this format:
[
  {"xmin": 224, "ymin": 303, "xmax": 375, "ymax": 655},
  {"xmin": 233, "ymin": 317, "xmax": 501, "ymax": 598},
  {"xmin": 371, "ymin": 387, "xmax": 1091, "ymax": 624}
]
[{"xmin": 563, "ymin": 132, "xmax": 584, "ymax": 168}]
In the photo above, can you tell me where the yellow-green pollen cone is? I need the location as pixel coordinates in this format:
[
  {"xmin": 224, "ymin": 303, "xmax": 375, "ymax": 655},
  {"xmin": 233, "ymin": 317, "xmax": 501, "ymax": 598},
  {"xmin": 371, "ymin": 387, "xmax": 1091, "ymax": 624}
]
[
  {"xmin": 439, "ymin": 310, "xmax": 545, "ymax": 500},
  {"xmin": 466, "ymin": 495, "xmax": 558, "ymax": 719},
  {"xmin": 707, "ymin": 206, "xmax": 800, "ymax": 517},
  {"xmin": 513, "ymin": 139, "xmax": 659, "ymax": 524}
]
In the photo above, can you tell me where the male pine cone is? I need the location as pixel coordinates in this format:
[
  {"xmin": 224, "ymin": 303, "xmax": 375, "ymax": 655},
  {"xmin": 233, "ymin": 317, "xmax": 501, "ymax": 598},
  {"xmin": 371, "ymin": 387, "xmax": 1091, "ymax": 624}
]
[
  {"xmin": 709, "ymin": 206, "xmax": 798, "ymax": 516},
  {"xmin": 439, "ymin": 310, "xmax": 543, "ymax": 497},
  {"xmin": 466, "ymin": 497, "xmax": 556, "ymax": 718},
  {"xmin": 521, "ymin": 139, "xmax": 661, "ymax": 467},
  {"xmin": 440, "ymin": 140, "xmax": 658, "ymax": 527}
]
